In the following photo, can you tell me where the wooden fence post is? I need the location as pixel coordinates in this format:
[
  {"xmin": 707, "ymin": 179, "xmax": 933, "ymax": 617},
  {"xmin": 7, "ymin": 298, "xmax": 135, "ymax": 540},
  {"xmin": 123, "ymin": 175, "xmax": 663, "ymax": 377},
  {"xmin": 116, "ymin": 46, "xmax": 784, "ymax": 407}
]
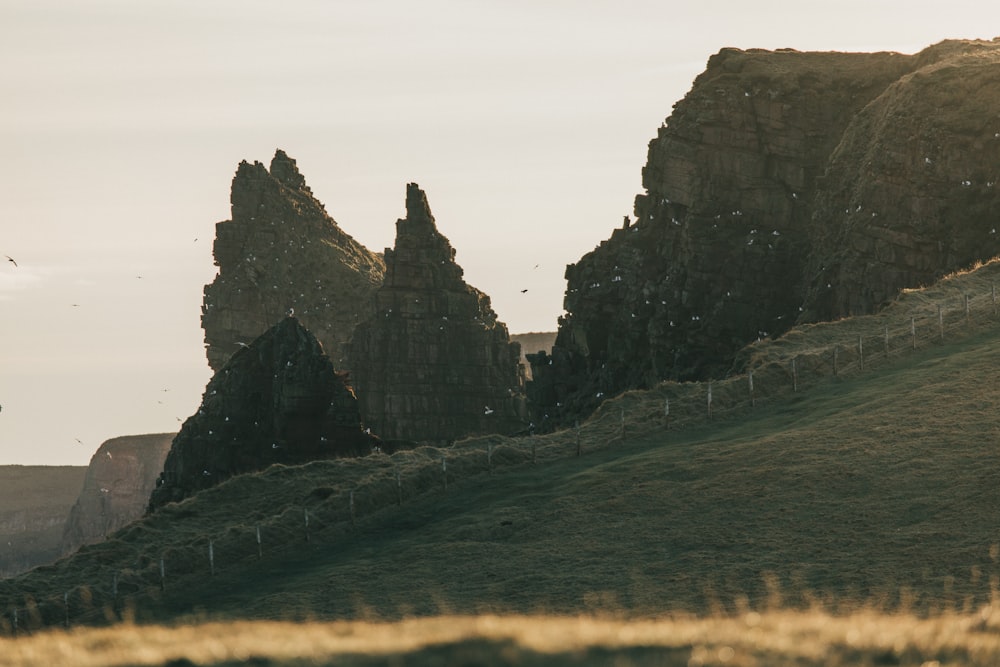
[
  {"xmin": 63, "ymin": 592, "xmax": 70, "ymax": 629},
  {"xmin": 707, "ymin": 382, "xmax": 713, "ymax": 418},
  {"xmin": 749, "ymin": 371, "xmax": 755, "ymax": 407},
  {"xmin": 792, "ymin": 357, "xmax": 798, "ymax": 392},
  {"xmin": 395, "ymin": 470, "xmax": 403, "ymax": 505},
  {"xmin": 664, "ymin": 397, "xmax": 670, "ymax": 428},
  {"xmin": 833, "ymin": 347, "xmax": 839, "ymax": 376},
  {"xmin": 159, "ymin": 557, "xmax": 166, "ymax": 590},
  {"xmin": 256, "ymin": 525, "xmax": 263, "ymax": 559},
  {"xmin": 442, "ymin": 456, "xmax": 448, "ymax": 491},
  {"xmin": 209, "ymin": 540, "xmax": 216, "ymax": 574},
  {"xmin": 939, "ymin": 305, "xmax": 944, "ymax": 342},
  {"xmin": 304, "ymin": 509, "xmax": 310, "ymax": 543}
]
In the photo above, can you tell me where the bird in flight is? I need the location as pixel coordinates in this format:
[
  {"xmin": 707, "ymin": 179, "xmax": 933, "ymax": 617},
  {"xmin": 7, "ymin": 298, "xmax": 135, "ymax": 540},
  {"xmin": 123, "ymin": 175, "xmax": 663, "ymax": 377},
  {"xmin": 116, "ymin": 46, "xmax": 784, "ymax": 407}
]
[
  {"xmin": 5, "ymin": 256, "xmax": 16, "ymax": 267},
  {"xmin": 520, "ymin": 289, "xmax": 528, "ymax": 294}
]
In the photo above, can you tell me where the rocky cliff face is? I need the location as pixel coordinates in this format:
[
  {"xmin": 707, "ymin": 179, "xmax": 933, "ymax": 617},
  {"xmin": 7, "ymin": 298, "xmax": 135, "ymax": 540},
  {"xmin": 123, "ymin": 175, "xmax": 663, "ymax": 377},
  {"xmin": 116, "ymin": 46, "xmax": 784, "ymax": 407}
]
[
  {"xmin": 149, "ymin": 317, "xmax": 379, "ymax": 511},
  {"xmin": 530, "ymin": 39, "xmax": 1000, "ymax": 424},
  {"xmin": 0, "ymin": 466, "xmax": 85, "ymax": 578},
  {"xmin": 348, "ymin": 184, "xmax": 527, "ymax": 442},
  {"xmin": 60, "ymin": 434, "xmax": 174, "ymax": 556},
  {"xmin": 202, "ymin": 150, "xmax": 385, "ymax": 370}
]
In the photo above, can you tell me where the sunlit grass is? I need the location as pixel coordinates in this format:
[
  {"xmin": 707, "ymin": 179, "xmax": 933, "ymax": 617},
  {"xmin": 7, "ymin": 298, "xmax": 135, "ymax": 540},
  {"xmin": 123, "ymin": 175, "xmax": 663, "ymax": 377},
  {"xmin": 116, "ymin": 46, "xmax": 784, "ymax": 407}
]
[{"xmin": 6, "ymin": 607, "xmax": 1000, "ymax": 666}]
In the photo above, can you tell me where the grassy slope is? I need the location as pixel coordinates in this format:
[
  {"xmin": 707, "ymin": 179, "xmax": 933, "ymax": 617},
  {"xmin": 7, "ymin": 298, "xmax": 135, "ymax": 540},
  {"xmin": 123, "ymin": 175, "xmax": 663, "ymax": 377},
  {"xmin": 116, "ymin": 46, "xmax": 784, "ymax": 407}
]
[{"xmin": 4, "ymin": 263, "xmax": 1000, "ymax": 664}]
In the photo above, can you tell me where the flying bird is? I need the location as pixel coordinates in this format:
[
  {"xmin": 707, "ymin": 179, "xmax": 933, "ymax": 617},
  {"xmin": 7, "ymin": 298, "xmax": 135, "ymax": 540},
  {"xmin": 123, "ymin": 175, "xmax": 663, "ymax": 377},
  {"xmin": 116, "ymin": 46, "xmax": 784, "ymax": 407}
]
[
  {"xmin": 5, "ymin": 256, "xmax": 16, "ymax": 267},
  {"xmin": 520, "ymin": 289, "xmax": 528, "ymax": 294}
]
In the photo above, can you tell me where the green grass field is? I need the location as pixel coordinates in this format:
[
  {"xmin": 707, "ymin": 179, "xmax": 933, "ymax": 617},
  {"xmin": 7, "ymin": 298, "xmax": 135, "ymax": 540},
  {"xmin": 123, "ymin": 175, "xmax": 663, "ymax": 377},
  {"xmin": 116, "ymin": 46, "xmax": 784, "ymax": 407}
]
[{"xmin": 4, "ymin": 261, "xmax": 1000, "ymax": 665}]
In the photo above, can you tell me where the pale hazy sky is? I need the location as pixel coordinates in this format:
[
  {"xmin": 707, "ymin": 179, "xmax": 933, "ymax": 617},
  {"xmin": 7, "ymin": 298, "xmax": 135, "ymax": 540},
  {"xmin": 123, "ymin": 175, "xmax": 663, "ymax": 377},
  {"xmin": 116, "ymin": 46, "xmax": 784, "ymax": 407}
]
[{"xmin": 2, "ymin": 1, "xmax": 998, "ymax": 466}]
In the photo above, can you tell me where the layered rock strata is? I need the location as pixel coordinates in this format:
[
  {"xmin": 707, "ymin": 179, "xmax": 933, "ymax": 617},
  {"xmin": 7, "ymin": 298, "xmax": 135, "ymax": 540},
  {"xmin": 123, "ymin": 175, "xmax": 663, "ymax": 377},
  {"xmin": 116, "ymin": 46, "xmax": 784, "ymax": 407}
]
[
  {"xmin": 202, "ymin": 150, "xmax": 385, "ymax": 370},
  {"xmin": 531, "ymin": 39, "xmax": 1000, "ymax": 425},
  {"xmin": 149, "ymin": 317, "xmax": 378, "ymax": 511},
  {"xmin": 348, "ymin": 184, "xmax": 527, "ymax": 442},
  {"xmin": 60, "ymin": 434, "xmax": 174, "ymax": 555},
  {"xmin": 0, "ymin": 466, "xmax": 85, "ymax": 578}
]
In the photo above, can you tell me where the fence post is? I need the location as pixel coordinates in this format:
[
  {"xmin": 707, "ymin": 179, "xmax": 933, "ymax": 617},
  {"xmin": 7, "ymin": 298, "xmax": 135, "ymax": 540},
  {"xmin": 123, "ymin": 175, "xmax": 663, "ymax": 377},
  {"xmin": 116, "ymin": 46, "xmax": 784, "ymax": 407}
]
[
  {"xmin": 350, "ymin": 490, "xmax": 356, "ymax": 526},
  {"xmin": 531, "ymin": 440, "xmax": 537, "ymax": 464},
  {"xmin": 664, "ymin": 397, "xmax": 670, "ymax": 428},
  {"xmin": 442, "ymin": 456, "xmax": 448, "ymax": 491},
  {"xmin": 395, "ymin": 470, "xmax": 403, "ymax": 505},
  {"xmin": 859, "ymin": 335, "xmax": 864, "ymax": 371},
  {"xmin": 256, "ymin": 525, "xmax": 262, "ymax": 559},
  {"xmin": 884, "ymin": 326, "xmax": 889, "ymax": 357},
  {"xmin": 749, "ymin": 371, "xmax": 755, "ymax": 407},
  {"xmin": 620, "ymin": 408, "xmax": 626, "ymax": 440},
  {"xmin": 487, "ymin": 443, "xmax": 494, "ymax": 474},
  {"xmin": 12, "ymin": 607, "xmax": 17, "ymax": 636},
  {"xmin": 304, "ymin": 509, "xmax": 310, "ymax": 543},
  {"xmin": 966, "ymin": 294, "xmax": 971, "ymax": 325},
  {"xmin": 707, "ymin": 382, "xmax": 713, "ymax": 418},
  {"xmin": 939, "ymin": 305, "xmax": 944, "ymax": 342},
  {"xmin": 63, "ymin": 591, "xmax": 70, "ymax": 629},
  {"xmin": 209, "ymin": 540, "xmax": 216, "ymax": 574},
  {"xmin": 833, "ymin": 347, "xmax": 839, "ymax": 376},
  {"xmin": 159, "ymin": 557, "xmax": 166, "ymax": 590},
  {"xmin": 792, "ymin": 357, "xmax": 798, "ymax": 392}
]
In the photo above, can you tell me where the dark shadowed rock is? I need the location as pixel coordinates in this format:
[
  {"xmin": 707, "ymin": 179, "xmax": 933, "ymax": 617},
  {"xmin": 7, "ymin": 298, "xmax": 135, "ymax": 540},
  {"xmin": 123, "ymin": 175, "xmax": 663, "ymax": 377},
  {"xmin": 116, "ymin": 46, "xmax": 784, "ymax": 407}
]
[
  {"xmin": 347, "ymin": 184, "xmax": 527, "ymax": 442},
  {"xmin": 530, "ymin": 39, "xmax": 1000, "ymax": 427},
  {"xmin": 202, "ymin": 149, "xmax": 385, "ymax": 371},
  {"xmin": 149, "ymin": 317, "xmax": 378, "ymax": 512},
  {"xmin": 61, "ymin": 433, "xmax": 174, "ymax": 555}
]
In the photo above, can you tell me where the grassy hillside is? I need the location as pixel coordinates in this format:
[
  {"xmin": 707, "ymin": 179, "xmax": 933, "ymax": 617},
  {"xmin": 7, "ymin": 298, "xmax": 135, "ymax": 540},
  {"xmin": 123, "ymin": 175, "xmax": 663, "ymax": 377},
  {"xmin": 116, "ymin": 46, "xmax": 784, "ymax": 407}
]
[{"xmin": 3, "ymin": 261, "xmax": 1000, "ymax": 664}]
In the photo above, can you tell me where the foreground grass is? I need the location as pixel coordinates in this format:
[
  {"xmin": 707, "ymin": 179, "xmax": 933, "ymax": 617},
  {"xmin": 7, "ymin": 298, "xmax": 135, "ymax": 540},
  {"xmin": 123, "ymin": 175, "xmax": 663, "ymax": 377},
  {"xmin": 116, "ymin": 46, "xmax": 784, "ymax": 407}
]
[{"xmin": 6, "ymin": 608, "xmax": 1000, "ymax": 666}]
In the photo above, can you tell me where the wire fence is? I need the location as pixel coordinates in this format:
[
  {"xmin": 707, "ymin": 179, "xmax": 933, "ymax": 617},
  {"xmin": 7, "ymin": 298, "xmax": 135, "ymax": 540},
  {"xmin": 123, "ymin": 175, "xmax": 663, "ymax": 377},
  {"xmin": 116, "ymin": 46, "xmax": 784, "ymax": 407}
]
[{"xmin": 3, "ymin": 267, "xmax": 1000, "ymax": 635}]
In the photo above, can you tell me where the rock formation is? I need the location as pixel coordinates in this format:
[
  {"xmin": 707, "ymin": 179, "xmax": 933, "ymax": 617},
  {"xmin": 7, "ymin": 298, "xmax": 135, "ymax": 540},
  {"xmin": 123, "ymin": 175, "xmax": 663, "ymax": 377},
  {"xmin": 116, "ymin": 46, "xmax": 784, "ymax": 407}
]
[
  {"xmin": 0, "ymin": 466, "xmax": 85, "ymax": 578},
  {"xmin": 60, "ymin": 434, "xmax": 174, "ymax": 556},
  {"xmin": 202, "ymin": 150, "xmax": 385, "ymax": 371},
  {"xmin": 149, "ymin": 316, "xmax": 379, "ymax": 512},
  {"xmin": 348, "ymin": 184, "xmax": 527, "ymax": 443},
  {"xmin": 530, "ymin": 39, "xmax": 1000, "ymax": 425}
]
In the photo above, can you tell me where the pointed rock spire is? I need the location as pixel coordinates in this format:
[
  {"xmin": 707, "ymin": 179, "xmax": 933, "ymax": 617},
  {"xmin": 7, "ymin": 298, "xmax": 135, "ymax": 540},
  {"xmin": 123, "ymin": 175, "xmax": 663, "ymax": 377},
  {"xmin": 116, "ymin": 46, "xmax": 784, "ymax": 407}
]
[{"xmin": 348, "ymin": 185, "xmax": 527, "ymax": 443}]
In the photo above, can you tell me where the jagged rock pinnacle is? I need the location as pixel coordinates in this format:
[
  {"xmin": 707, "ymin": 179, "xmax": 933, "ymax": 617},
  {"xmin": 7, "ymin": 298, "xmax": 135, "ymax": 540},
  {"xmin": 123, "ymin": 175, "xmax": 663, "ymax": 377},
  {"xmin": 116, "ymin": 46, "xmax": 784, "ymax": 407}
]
[{"xmin": 348, "ymin": 185, "xmax": 527, "ymax": 443}]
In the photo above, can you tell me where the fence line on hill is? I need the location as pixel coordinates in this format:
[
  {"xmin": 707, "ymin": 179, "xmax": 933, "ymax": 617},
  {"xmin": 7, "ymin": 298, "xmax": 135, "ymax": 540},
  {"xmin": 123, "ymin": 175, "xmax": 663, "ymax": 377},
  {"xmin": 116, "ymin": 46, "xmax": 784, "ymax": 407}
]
[{"xmin": 2, "ymin": 278, "xmax": 1000, "ymax": 635}]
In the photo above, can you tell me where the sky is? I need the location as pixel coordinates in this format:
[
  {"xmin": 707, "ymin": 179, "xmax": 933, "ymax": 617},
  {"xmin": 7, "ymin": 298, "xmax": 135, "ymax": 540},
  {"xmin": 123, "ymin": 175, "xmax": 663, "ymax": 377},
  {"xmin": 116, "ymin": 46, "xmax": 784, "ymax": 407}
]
[{"xmin": 2, "ymin": 1, "xmax": 999, "ymax": 466}]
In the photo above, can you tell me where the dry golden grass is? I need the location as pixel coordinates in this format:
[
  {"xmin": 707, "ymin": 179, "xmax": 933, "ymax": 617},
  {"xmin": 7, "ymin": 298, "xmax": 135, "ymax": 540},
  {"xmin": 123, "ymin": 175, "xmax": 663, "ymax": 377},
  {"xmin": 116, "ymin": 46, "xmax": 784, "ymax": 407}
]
[{"xmin": 6, "ymin": 608, "xmax": 1000, "ymax": 666}]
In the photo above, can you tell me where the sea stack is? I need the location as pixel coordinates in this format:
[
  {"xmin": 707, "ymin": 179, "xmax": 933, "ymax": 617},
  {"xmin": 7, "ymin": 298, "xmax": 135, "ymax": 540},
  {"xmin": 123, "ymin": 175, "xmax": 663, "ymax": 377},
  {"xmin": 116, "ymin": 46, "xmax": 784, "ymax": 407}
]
[
  {"xmin": 348, "ymin": 184, "xmax": 527, "ymax": 443},
  {"xmin": 202, "ymin": 149, "xmax": 385, "ymax": 371},
  {"xmin": 148, "ymin": 317, "xmax": 378, "ymax": 512}
]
